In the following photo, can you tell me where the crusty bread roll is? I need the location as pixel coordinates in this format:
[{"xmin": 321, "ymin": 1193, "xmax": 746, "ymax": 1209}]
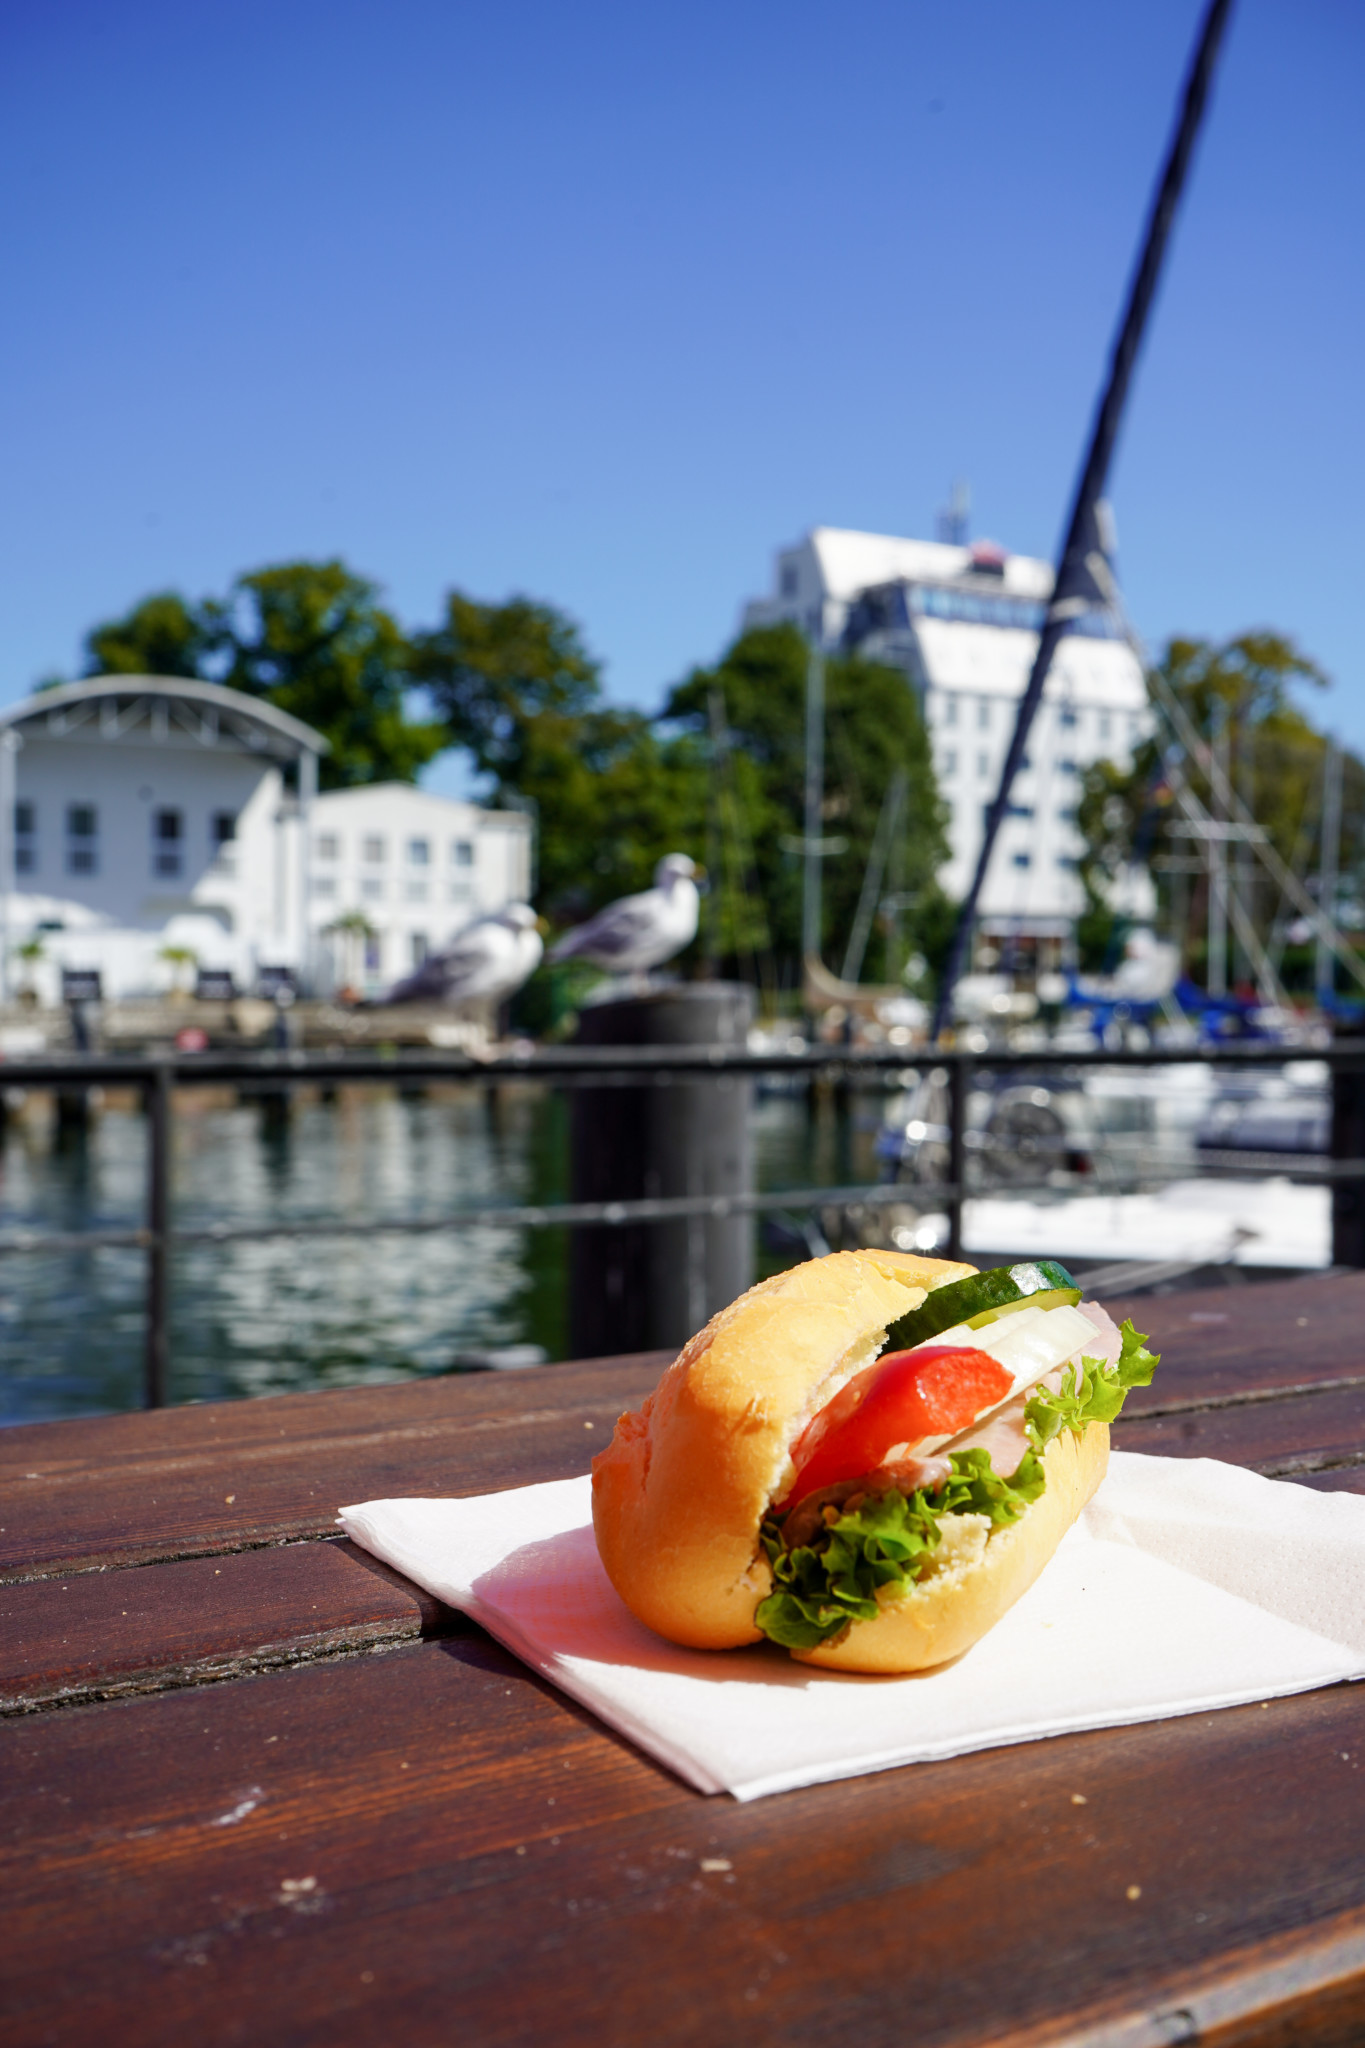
[
  {"xmin": 591, "ymin": 1247, "xmax": 976, "ymax": 1652},
  {"xmin": 591, "ymin": 1246, "xmax": 1110, "ymax": 1671}
]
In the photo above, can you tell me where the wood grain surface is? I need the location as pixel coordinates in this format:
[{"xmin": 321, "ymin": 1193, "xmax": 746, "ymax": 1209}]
[
  {"xmin": 2, "ymin": 1273, "xmax": 1364, "ymax": 2046},
  {"xmin": 1, "ymin": 1634, "xmax": 1361, "ymax": 2048},
  {"xmin": 0, "ymin": 1539, "xmax": 450, "ymax": 1713},
  {"xmin": 0, "ymin": 1350, "xmax": 670, "ymax": 1582}
]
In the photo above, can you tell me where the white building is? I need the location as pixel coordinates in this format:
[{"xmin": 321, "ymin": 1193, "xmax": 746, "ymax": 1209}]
[
  {"xmin": 308, "ymin": 782, "xmax": 533, "ymax": 995},
  {"xmin": 743, "ymin": 526, "xmax": 1153, "ymax": 952},
  {"xmin": 0, "ymin": 675, "xmax": 532, "ymax": 1001}
]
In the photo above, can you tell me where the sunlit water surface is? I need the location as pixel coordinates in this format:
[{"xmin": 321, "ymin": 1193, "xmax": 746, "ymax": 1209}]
[{"xmin": 0, "ymin": 1083, "xmax": 880, "ymax": 1423}]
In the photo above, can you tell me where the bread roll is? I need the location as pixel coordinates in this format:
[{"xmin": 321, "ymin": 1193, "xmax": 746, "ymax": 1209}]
[{"xmin": 590, "ymin": 1248, "xmax": 976, "ymax": 1652}]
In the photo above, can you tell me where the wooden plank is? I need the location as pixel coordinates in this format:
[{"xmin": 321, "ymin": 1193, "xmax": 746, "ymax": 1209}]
[
  {"xmin": 1114, "ymin": 1380, "xmax": 1365, "ymax": 1479},
  {"xmin": 5, "ymin": 1273, "xmax": 1364, "ymax": 1585},
  {"xmin": 0, "ymin": 1539, "xmax": 451, "ymax": 1714},
  {"xmin": 4, "ymin": 1417, "xmax": 1361, "ymax": 1721},
  {"xmin": 0, "ymin": 1352, "xmax": 669, "ymax": 1582},
  {"xmin": 0, "ymin": 1636, "xmax": 1361, "ymax": 2047},
  {"xmin": 1106, "ymin": 1271, "xmax": 1365, "ymax": 1417}
]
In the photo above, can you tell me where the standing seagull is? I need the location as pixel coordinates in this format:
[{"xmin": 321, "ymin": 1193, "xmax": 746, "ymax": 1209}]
[
  {"xmin": 549, "ymin": 853, "xmax": 702, "ymax": 977},
  {"xmin": 384, "ymin": 903, "xmax": 543, "ymax": 1006}
]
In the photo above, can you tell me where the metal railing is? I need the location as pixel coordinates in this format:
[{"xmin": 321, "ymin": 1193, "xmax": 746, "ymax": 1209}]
[{"xmin": 1, "ymin": 1036, "xmax": 1360, "ymax": 1407}]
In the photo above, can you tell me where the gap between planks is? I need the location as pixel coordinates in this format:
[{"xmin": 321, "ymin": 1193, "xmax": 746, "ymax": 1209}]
[{"xmin": 0, "ymin": 1621, "xmax": 442, "ymax": 1719}]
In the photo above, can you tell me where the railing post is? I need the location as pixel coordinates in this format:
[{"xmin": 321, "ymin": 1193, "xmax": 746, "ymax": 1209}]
[
  {"xmin": 144, "ymin": 1060, "xmax": 172, "ymax": 1408},
  {"xmin": 946, "ymin": 1054, "xmax": 969, "ymax": 1263},
  {"xmin": 1331, "ymin": 1035, "xmax": 1365, "ymax": 1269}
]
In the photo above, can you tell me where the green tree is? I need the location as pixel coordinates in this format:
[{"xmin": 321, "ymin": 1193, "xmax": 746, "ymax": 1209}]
[
  {"xmin": 82, "ymin": 592, "xmax": 218, "ymax": 678},
  {"xmin": 1077, "ymin": 631, "xmax": 1363, "ymax": 983},
  {"xmin": 220, "ymin": 562, "xmax": 444, "ymax": 788},
  {"xmin": 80, "ymin": 561, "xmax": 445, "ymax": 789},
  {"xmin": 411, "ymin": 593, "xmax": 601, "ymax": 780},
  {"xmin": 664, "ymin": 624, "xmax": 949, "ymax": 985},
  {"xmin": 414, "ymin": 591, "xmax": 705, "ymax": 921}
]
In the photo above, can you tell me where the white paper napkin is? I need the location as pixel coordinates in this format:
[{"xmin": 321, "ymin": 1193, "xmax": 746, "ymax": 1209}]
[{"xmin": 340, "ymin": 1453, "xmax": 1365, "ymax": 1801}]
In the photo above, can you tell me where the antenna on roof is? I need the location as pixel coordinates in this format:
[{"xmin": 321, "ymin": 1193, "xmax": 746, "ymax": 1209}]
[{"xmin": 935, "ymin": 479, "xmax": 970, "ymax": 547}]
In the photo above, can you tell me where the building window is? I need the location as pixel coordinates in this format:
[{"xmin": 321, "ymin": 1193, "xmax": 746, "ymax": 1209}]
[
  {"xmin": 407, "ymin": 837, "xmax": 430, "ymax": 867},
  {"xmin": 779, "ymin": 563, "xmax": 798, "ymax": 599},
  {"xmin": 1059, "ymin": 706, "xmax": 1078, "ymax": 729},
  {"xmin": 410, "ymin": 933, "xmax": 429, "ymax": 968},
  {"xmin": 362, "ymin": 835, "xmax": 386, "ymax": 865},
  {"xmin": 315, "ymin": 832, "xmax": 339, "ymax": 862},
  {"xmin": 1006, "ymin": 803, "xmax": 1034, "ymax": 820},
  {"xmin": 977, "ymin": 751, "xmax": 990, "ymax": 779},
  {"xmin": 14, "ymin": 800, "xmax": 36, "ymax": 875},
  {"xmin": 942, "ymin": 694, "xmax": 958, "ymax": 728},
  {"xmin": 1058, "ymin": 757, "xmax": 1077, "ymax": 775},
  {"xmin": 66, "ymin": 804, "xmax": 99, "ymax": 877},
  {"xmin": 977, "ymin": 699, "xmax": 991, "ymax": 731},
  {"xmin": 313, "ymin": 876, "xmax": 337, "ymax": 898},
  {"xmin": 1058, "ymin": 854, "xmax": 1080, "ymax": 870},
  {"xmin": 449, "ymin": 881, "xmax": 472, "ymax": 903},
  {"xmin": 152, "ymin": 808, "xmax": 183, "ymax": 878},
  {"xmin": 1098, "ymin": 711, "xmax": 1112, "ymax": 742},
  {"xmin": 364, "ymin": 934, "xmax": 382, "ymax": 974},
  {"xmin": 361, "ymin": 877, "xmax": 384, "ymax": 901},
  {"xmin": 405, "ymin": 880, "xmax": 429, "ymax": 903},
  {"xmin": 942, "ymin": 748, "xmax": 957, "ymax": 777},
  {"xmin": 1058, "ymin": 805, "xmax": 1078, "ymax": 825},
  {"xmin": 211, "ymin": 811, "xmax": 237, "ymax": 876},
  {"xmin": 1012, "ymin": 852, "xmax": 1032, "ymax": 869},
  {"xmin": 452, "ymin": 838, "xmax": 475, "ymax": 867}
]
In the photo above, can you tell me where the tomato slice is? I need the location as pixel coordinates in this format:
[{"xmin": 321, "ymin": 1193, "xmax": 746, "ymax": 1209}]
[{"xmin": 778, "ymin": 1345, "xmax": 1012, "ymax": 1510}]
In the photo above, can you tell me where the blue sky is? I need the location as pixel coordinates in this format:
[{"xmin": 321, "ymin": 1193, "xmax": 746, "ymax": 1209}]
[{"xmin": 1, "ymin": 0, "xmax": 1362, "ymax": 793}]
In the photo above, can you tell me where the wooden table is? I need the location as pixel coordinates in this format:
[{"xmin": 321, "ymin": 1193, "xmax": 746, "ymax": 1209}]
[{"xmin": 2, "ymin": 1272, "xmax": 1363, "ymax": 2047}]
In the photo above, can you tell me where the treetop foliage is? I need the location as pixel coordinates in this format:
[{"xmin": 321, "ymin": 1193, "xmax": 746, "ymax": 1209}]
[
  {"xmin": 1077, "ymin": 630, "xmax": 1360, "ymax": 981},
  {"xmin": 411, "ymin": 592, "xmax": 601, "ymax": 779},
  {"xmin": 68, "ymin": 563, "xmax": 949, "ymax": 994},
  {"xmin": 666, "ymin": 623, "xmax": 950, "ymax": 982},
  {"xmin": 80, "ymin": 562, "xmax": 445, "ymax": 790}
]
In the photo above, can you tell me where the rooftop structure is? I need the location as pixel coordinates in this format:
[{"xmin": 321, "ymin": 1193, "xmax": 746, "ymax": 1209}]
[{"xmin": 743, "ymin": 525, "xmax": 1154, "ymax": 948}]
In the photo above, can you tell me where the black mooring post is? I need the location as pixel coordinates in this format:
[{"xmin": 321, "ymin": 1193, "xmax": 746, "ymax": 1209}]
[
  {"xmin": 946, "ymin": 1056, "xmax": 969, "ymax": 1264},
  {"xmin": 568, "ymin": 984, "xmax": 754, "ymax": 1357},
  {"xmin": 1331, "ymin": 1038, "xmax": 1365, "ymax": 1269},
  {"xmin": 144, "ymin": 1062, "xmax": 172, "ymax": 1408}
]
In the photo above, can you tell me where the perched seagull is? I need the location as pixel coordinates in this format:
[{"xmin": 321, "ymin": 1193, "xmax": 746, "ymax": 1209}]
[
  {"xmin": 549, "ymin": 853, "xmax": 702, "ymax": 976},
  {"xmin": 384, "ymin": 903, "xmax": 543, "ymax": 1006}
]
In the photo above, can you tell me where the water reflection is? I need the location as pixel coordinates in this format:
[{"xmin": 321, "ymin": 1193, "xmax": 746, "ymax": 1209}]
[{"xmin": 0, "ymin": 1081, "xmax": 882, "ymax": 1423}]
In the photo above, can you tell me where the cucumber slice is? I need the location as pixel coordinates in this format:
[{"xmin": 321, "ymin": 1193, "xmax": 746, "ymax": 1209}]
[{"xmin": 884, "ymin": 1259, "xmax": 1081, "ymax": 1353}]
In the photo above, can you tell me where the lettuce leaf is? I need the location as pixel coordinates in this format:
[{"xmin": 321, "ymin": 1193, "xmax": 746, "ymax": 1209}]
[
  {"xmin": 754, "ymin": 1318, "xmax": 1160, "ymax": 1653},
  {"xmin": 1024, "ymin": 1318, "xmax": 1158, "ymax": 1453},
  {"xmin": 754, "ymin": 1450, "xmax": 1046, "ymax": 1651}
]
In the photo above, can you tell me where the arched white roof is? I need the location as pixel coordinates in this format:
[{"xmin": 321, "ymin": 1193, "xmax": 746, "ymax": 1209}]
[{"xmin": 0, "ymin": 675, "xmax": 328, "ymax": 761}]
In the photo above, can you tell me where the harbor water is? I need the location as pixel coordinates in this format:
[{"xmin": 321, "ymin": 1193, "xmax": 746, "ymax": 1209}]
[
  {"xmin": 0, "ymin": 1067, "xmax": 1329, "ymax": 1425},
  {"xmin": 0, "ymin": 1081, "xmax": 883, "ymax": 1424}
]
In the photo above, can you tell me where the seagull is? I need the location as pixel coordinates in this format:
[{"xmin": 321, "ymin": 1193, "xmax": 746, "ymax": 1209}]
[
  {"xmin": 549, "ymin": 853, "xmax": 702, "ymax": 976},
  {"xmin": 384, "ymin": 903, "xmax": 543, "ymax": 1006}
]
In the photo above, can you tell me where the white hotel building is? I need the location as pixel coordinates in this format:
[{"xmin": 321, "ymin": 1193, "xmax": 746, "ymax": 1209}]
[
  {"xmin": 0, "ymin": 675, "xmax": 531, "ymax": 1001},
  {"xmin": 743, "ymin": 527, "xmax": 1153, "ymax": 953}
]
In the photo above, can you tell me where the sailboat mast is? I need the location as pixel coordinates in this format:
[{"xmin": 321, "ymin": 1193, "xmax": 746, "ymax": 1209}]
[
  {"xmin": 1317, "ymin": 736, "xmax": 1342, "ymax": 1008},
  {"xmin": 802, "ymin": 639, "xmax": 825, "ymax": 966}
]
